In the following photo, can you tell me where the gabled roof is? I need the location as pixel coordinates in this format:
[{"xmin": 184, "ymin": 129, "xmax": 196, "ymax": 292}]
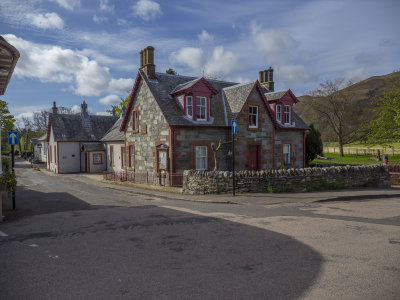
[
  {"xmin": 264, "ymin": 89, "xmax": 299, "ymax": 103},
  {"xmin": 48, "ymin": 113, "xmax": 118, "ymax": 142},
  {"xmin": 121, "ymin": 71, "xmax": 236, "ymax": 129},
  {"xmin": 223, "ymin": 81, "xmax": 256, "ymax": 118},
  {"xmin": 101, "ymin": 118, "xmax": 124, "ymax": 142},
  {"xmin": 170, "ymin": 77, "xmax": 218, "ymax": 96}
]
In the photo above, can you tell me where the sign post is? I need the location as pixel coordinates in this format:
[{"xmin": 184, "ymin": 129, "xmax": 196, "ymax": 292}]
[
  {"xmin": 231, "ymin": 120, "xmax": 237, "ymax": 196},
  {"xmin": 8, "ymin": 131, "xmax": 18, "ymax": 210}
]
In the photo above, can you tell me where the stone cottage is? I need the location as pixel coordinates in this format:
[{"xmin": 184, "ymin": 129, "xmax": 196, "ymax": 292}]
[
  {"xmin": 118, "ymin": 46, "xmax": 309, "ymax": 185},
  {"xmin": 47, "ymin": 101, "xmax": 118, "ymax": 173}
]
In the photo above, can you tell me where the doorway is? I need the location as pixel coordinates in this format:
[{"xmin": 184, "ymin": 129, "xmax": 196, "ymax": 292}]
[{"xmin": 247, "ymin": 145, "xmax": 259, "ymax": 170}]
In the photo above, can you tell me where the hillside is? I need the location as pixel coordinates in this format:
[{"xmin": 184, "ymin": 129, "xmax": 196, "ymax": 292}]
[{"xmin": 294, "ymin": 71, "xmax": 400, "ymax": 141}]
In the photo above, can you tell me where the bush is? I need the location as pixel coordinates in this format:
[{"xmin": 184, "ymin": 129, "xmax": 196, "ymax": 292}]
[
  {"xmin": 306, "ymin": 124, "xmax": 323, "ymax": 164},
  {"xmin": 0, "ymin": 170, "xmax": 17, "ymax": 193}
]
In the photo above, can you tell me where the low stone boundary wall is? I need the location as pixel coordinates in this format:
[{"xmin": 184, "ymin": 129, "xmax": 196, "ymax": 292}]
[{"xmin": 182, "ymin": 164, "xmax": 391, "ymax": 194}]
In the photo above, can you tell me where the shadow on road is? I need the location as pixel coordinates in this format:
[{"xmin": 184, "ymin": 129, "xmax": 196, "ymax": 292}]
[
  {"xmin": 3, "ymin": 186, "xmax": 112, "ymax": 221},
  {"xmin": 0, "ymin": 201, "xmax": 323, "ymax": 299}
]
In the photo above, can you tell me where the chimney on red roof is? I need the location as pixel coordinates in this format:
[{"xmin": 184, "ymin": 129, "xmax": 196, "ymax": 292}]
[
  {"xmin": 259, "ymin": 67, "xmax": 274, "ymax": 92},
  {"xmin": 139, "ymin": 46, "xmax": 156, "ymax": 79},
  {"xmin": 52, "ymin": 101, "xmax": 58, "ymax": 114}
]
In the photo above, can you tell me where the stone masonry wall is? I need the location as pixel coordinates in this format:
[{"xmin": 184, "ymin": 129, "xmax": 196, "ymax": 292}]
[
  {"xmin": 274, "ymin": 130, "xmax": 304, "ymax": 169},
  {"xmin": 125, "ymin": 81, "xmax": 170, "ymax": 172},
  {"xmin": 182, "ymin": 164, "xmax": 391, "ymax": 194}
]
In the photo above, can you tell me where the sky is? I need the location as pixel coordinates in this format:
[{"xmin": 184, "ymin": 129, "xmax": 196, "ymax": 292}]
[{"xmin": 1, "ymin": 0, "xmax": 399, "ymax": 122}]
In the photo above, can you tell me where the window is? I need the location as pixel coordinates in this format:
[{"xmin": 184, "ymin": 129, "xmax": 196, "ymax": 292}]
[
  {"xmin": 132, "ymin": 110, "xmax": 139, "ymax": 132},
  {"xmin": 121, "ymin": 146, "xmax": 126, "ymax": 167},
  {"xmin": 196, "ymin": 97, "xmax": 207, "ymax": 121},
  {"xmin": 110, "ymin": 145, "xmax": 114, "ymax": 166},
  {"xmin": 283, "ymin": 144, "xmax": 291, "ymax": 165},
  {"xmin": 93, "ymin": 153, "xmax": 102, "ymax": 165},
  {"xmin": 249, "ymin": 106, "xmax": 258, "ymax": 128},
  {"xmin": 195, "ymin": 146, "xmax": 208, "ymax": 170},
  {"xmin": 129, "ymin": 145, "xmax": 134, "ymax": 168},
  {"xmin": 284, "ymin": 105, "xmax": 291, "ymax": 124},
  {"xmin": 186, "ymin": 96, "xmax": 193, "ymax": 118},
  {"xmin": 276, "ymin": 105, "xmax": 282, "ymax": 122}
]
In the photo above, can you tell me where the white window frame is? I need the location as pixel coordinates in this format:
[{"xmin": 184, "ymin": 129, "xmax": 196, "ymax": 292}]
[
  {"xmin": 129, "ymin": 145, "xmax": 134, "ymax": 168},
  {"xmin": 284, "ymin": 105, "xmax": 291, "ymax": 124},
  {"xmin": 186, "ymin": 96, "xmax": 193, "ymax": 119},
  {"xmin": 249, "ymin": 106, "xmax": 258, "ymax": 128},
  {"xmin": 276, "ymin": 104, "xmax": 282, "ymax": 123},
  {"xmin": 195, "ymin": 146, "xmax": 208, "ymax": 170},
  {"xmin": 283, "ymin": 144, "xmax": 291, "ymax": 165},
  {"xmin": 196, "ymin": 96, "xmax": 207, "ymax": 121}
]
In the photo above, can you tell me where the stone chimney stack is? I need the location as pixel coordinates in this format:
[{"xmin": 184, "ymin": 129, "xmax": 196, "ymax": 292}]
[
  {"xmin": 259, "ymin": 67, "xmax": 274, "ymax": 92},
  {"xmin": 52, "ymin": 101, "xmax": 58, "ymax": 114},
  {"xmin": 121, "ymin": 104, "xmax": 126, "ymax": 118},
  {"xmin": 139, "ymin": 46, "xmax": 156, "ymax": 79}
]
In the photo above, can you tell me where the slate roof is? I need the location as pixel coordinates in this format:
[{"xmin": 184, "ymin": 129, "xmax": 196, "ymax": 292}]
[
  {"xmin": 49, "ymin": 113, "xmax": 118, "ymax": 142},
  {"xmin": 264, "ymin": 90, "xmax": 288, "ymax": 101},
  {"xmin": 143, "ymin": 71, "xmax": 236, "ymax": 126},
  {"xmin": 223, "ymin": 81, "xmax": 256, "ymax": 119},
  {"xmin": 123, "ymin": 70, "xmax": 307, "ymax": 131},
  {"xmin": 101, "ymin": 118, "xmax": 124, "ymax": 142}
]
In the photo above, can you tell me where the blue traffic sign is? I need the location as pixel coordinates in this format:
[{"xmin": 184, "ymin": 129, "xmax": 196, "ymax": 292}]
[
  {"xmin": 232, "ymin": 120, "xmax": 238, "ymax": 134},
  {"xmin": 8, "ymin": 131, "xmax": 18, "ymax": 145}
]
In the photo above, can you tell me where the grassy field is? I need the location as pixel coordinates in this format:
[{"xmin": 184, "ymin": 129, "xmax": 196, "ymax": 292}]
[{"xmin": 311, "ymin": 153, "xmax": 400, "ymax": 166}]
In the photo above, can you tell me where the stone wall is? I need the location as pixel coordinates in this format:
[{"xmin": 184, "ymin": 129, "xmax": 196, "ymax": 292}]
[{"xmin": 182, "ymin": 164, "xmax": 391, "ymax": 194}]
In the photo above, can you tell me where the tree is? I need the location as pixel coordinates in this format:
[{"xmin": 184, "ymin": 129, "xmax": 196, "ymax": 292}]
[
  {"xmin": 106, "ymin": 95, "xmax": 130, "ymax": 117},
  {"xmin": 210, "ymin": 140, "xmax": 231, "ymax": 171},
  {"xmin": 308, "ymin": 79, "xmax": 358, "ymax": 156},
  {"xmin": 0, "ymin": 100, "xmax": 15, "ymax": 153},
  {"xmin": 305, "ymin": 124, "xmax": 323, "ymax": 164},
  {"xmin": 166, "ymin": 68, "xmax": 177, "ymax": 75},
  {"xmin": 33, "ymin": 110, "xmax": 49, "ymax": 132},
  {"xmin": 366, "ymin": 87, "xmax": 400, "ymax": 144}
]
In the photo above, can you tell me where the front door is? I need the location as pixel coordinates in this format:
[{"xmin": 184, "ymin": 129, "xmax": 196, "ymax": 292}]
[{"xmin": 248, "ymin": 145, "xmax": 259, "ymax": 170}]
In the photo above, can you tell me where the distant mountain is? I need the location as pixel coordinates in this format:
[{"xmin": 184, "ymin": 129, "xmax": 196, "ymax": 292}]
[{"xmin": 294, "ymin": 71, "xmax": 400, "ymax": 141}]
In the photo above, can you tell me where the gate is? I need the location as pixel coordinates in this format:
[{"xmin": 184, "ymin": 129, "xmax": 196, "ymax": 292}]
[{"xmin": 388, "ymin": 165, "xmax": 400, "ymax": 185}]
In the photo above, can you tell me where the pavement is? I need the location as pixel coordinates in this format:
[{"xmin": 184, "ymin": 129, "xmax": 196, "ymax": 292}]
[{"xmin": 32, "ymin": 159, "xmax": 400, "ymax": 206}]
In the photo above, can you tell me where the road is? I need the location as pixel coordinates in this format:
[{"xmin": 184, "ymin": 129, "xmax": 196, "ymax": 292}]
[{"xmin": 0, "ymin": 160, "xmax": 399, "ymax": 299}]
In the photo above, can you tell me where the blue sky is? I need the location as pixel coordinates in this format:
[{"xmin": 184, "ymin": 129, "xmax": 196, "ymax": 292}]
[{"xmin": 1, "ymin": 0, "xmax": 399, "ymax": 122}]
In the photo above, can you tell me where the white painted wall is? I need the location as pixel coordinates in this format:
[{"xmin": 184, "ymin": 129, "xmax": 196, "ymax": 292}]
[
  {"xmin": 105, "ymin": 142, "xmax": 124, "ymax": 172},
  {"xmin": 88, "ymin": 151, "xmax": 106, "ymax": 173},
  {"xmin": 58, "ymin": 142, "xmax": 81, "ymax": 173},
  {"xmin": 47, "ymin": 128, "xmax": 58, "ymax": 173},
  {"xmin": 40, "ymin": 141, "xmax": 47, "ymax": 163}
]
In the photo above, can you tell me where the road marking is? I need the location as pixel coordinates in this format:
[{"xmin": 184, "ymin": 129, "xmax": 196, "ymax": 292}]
[{"xmin": 0, "ymin": 230, "xmax": 8, "ymax": 237}]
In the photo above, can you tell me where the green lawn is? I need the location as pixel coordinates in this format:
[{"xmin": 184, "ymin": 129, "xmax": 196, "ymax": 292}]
[{"xmin": 311, "ymin": 153, "xmax": 400, "ymax": 166}]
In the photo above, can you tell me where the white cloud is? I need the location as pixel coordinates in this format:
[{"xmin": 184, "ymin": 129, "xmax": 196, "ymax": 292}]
[
  {"xmin": 277, "ymin": 64, "xmax": 317, "ymax": 83},
  {"xmin": 49, "ymin": 0, "xmax": 81, "ymax": 11},
  {"xmin": 99, "ymin": 94, "xmax": 121, "ymax": 105},
  {"xmin": 71, "ymin": 105, "xmax": 81, "ymax": 114},
  {"xmin": 100, "ymin": 0, "xmax": 114, "ymax": 12},
  {"xmin": 251, "ymin": 22, "xmax": 299, "ymax": 54},
  {"xmin": 27, "ymin": 12, "xmax": 64, "ymax": 29},
  {"xmin": 170, "ymin": 47, "xmax": 204, "ymax": 71},
  {"xmin": 93, "ymin": 14, "xmax": 108, "ymax": 24},
  {"xmin": 204, "ymin": 46, "xmax": 241, "ymax": 76},
  {"xmin": 4, "ymin": 34, "xmax": 133, "ymax": 97},
  {"xmin": 198, "ymin": 30, "xmax": 213, "ymax": 42},
  {"xmin": 344, "ymin": 68, "xmax": 367, "ymax": 83},
  {"xmin": 117, "ymin": 18, "xmax": 129, "ymax": 26},
  {"xmin": 132, "ymin": 0, "xmax": 162, "ymax": 21}
]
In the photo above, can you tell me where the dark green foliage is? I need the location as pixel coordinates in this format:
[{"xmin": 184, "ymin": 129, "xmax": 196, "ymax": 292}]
[
  {"xmin": 166, "ymin": 68, "xmax": 177, "ymax": 75},
  {"xmin": 106, "ymin": 95, "xmax": 130, "ymax": 117},
  {"xmin": 0, "ymin": 100, "xmax": 15, "ymax": 153},
  {"xmin": 305, "ymin": 124, "xmax": 323, "ymax": 164}
]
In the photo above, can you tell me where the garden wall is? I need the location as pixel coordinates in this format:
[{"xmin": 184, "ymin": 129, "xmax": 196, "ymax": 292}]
[{"xmin": 182, "ymin": 164, "xmax": 391, "ymax": 194}]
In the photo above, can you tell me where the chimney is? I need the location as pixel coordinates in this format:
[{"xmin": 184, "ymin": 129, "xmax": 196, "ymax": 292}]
[
  {"xmin": 81, "ymin": 100, "xmax": 89, "ymax": 118},
  {"xmin": 139, "ymin": 46, "xmax": 156, "ymax": 79},
  {"xmin": 259, "ymin": 66, "xmax": 274, "ymax": 92},
  {"xmin": 52, "ymin": 101, "xmax": 58, "ymax": 114},
  {"xmin": 121, "ymin": 104, "xmax": 126, "ymax": 118},
  {"xmin": 112, "ymin": 106, "xmax": 116, "ymax": 117}
]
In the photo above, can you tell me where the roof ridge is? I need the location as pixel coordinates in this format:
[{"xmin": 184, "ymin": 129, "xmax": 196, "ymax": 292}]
[{"xmin": 223, "ymin": 81, "xmax": 256, "ymax": 91}]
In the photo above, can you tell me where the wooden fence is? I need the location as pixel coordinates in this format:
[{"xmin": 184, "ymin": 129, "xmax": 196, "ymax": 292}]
[{"xmin": 323, "ymin": 146, "xmax": 400, "ymax": 156}]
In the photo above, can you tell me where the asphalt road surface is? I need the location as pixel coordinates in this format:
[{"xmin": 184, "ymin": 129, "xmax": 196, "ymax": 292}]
[{"xmin": 0, "ymin": 160, "xmax": 399, "ymax": 299}]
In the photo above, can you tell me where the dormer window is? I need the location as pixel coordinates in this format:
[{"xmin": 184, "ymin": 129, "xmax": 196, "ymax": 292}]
[
  {"xmin": 284, "ymin": 105, "xmax": 291, "ymax": 124},
  {"xmin": 186, "ymin": 96, "xmax": 193, "ymax": 119},
  {"xmin": 276, "ymin": 104, "xmax": 282, "ymax": 123},
  {"xmin": 196, "ymin": 96, "xmax": 207, "ymax": 121}
]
